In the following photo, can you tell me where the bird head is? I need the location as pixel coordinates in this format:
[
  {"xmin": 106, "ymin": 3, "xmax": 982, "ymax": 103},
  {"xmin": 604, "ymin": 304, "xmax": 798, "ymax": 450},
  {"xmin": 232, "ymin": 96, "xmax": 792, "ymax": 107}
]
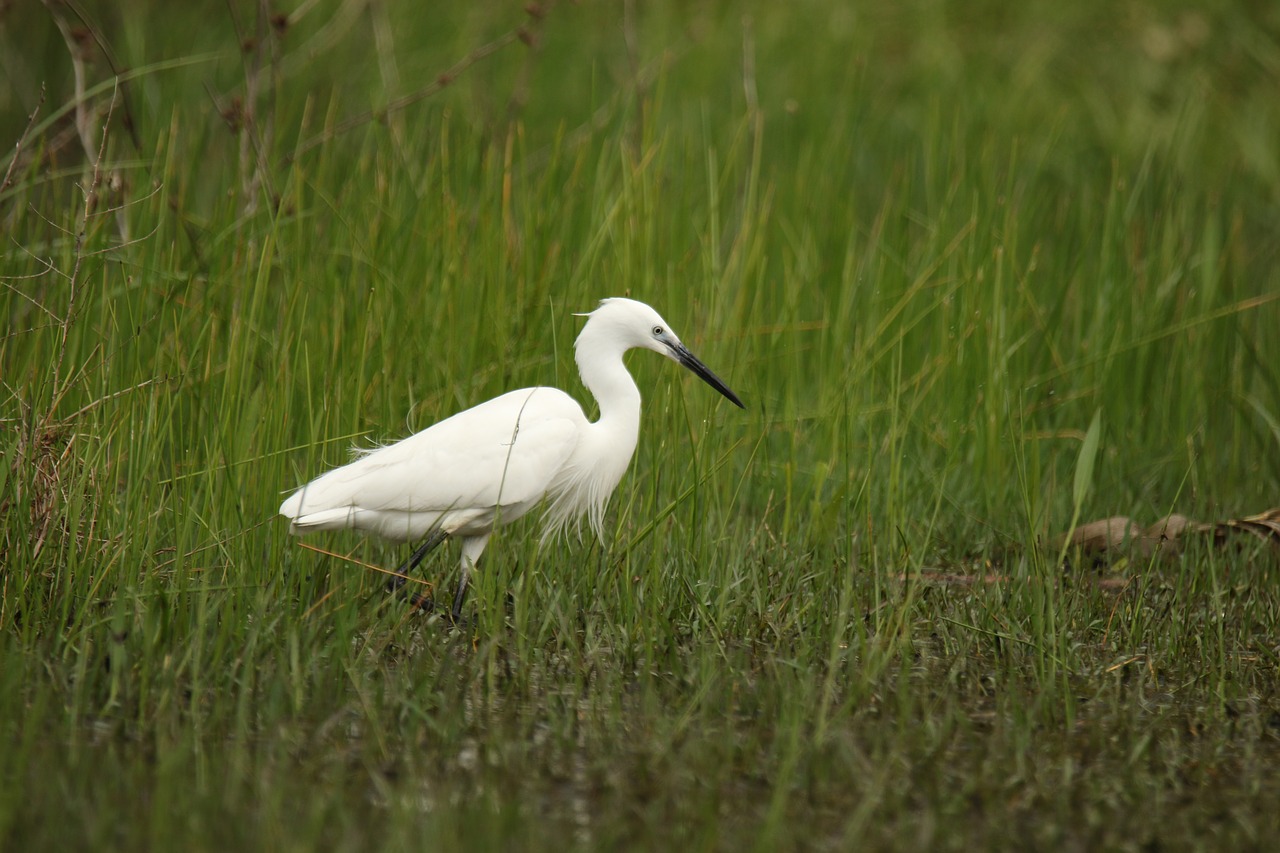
[{"xmin": 577, "ymin": 298, "xmax": 745, "ymax": 409}]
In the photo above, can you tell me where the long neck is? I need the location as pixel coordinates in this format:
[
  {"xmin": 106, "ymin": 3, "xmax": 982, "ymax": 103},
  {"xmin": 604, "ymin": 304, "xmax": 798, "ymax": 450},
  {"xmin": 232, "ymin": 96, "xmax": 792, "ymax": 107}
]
[{"xmin": 576, "ymin": 332, "xmax": 641, "ymax": 439}]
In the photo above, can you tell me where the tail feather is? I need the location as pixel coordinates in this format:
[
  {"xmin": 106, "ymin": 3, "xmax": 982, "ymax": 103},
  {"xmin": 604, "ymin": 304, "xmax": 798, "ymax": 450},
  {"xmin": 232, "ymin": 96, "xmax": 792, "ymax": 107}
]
[
  {"xmin": 280, "ymin": 487, "xmax": 357, "ymax": 535},
  {"xmin": 284, "ymin": 506, "xmax": 358, "ymax": 534}
]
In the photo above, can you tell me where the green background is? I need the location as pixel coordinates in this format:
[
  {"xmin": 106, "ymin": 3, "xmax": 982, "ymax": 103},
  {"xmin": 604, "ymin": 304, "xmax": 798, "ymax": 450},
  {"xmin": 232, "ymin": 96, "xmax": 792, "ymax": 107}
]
[{"xmin": 2, "ymin": 1, "xmax": 1279, "ymax": 849}]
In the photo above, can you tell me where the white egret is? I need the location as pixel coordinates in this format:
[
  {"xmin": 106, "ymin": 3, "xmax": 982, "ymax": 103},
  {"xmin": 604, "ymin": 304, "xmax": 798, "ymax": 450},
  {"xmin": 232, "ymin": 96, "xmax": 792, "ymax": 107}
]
[{"xmin": 279, "ymin": 297, "xmax": 744, "ymax": 621}]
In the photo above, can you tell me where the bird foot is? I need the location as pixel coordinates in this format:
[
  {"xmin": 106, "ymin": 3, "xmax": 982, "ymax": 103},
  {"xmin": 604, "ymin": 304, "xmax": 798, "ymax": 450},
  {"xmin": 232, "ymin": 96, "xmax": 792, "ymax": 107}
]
[{"xmin": 404, "ymin": 590, "xmax": 469, "ymax": 628}]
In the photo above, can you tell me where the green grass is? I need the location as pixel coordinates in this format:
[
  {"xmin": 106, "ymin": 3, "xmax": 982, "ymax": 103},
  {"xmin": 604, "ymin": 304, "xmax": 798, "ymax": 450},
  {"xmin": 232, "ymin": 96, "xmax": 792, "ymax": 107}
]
[{"xmin": 3, "ymin": 1, "xmax": 1280, "ymax": 849}]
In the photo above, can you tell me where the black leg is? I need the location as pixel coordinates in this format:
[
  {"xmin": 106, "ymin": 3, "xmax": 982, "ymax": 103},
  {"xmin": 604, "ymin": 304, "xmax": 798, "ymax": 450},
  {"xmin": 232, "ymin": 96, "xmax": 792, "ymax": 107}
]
[
  {"xmin": 386, "ymin": 529, "xmax": 448, "ymax": 593},
  {"xmin": 407, "ymin": 573, "xmax": 469, "ymax": 624},
  {"xmin": 450, "ymin": 573, "xmax": 470, "ymax": 623}
]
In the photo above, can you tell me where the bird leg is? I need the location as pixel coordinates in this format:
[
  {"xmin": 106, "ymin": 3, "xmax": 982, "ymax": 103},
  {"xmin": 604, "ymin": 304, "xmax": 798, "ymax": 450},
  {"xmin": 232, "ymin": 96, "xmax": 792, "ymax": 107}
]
[
  {"xmin": 386, "ymin": 528, "xmax": 449, "ymax": 595},
  {"xmin": 450, "ymin": 566, "xmax": 473, "ymax": 623},
  {"xmin": 403, "ymin": 559, "xmax": 475, "ymax": 623},
  {"xmin": 449, "ymin": 536, "xmax": 489, "ymax": 623},
  {"xmin": 394, "ymin": 533, "xmax": 488, "ymax": 622}
]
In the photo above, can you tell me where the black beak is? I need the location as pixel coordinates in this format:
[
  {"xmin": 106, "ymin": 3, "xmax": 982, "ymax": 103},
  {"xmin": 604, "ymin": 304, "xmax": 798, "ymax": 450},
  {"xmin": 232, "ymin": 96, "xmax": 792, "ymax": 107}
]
[{"xmin": 670, "ymin": 343, "xmax": 746, "ymax": 409}]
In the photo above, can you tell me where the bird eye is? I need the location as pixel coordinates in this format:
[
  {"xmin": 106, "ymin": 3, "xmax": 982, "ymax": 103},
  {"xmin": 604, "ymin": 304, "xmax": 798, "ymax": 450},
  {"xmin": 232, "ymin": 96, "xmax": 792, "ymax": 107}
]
[{"xmin": 652, "ymin": 325, "xmax": 664, "ymax": 337}]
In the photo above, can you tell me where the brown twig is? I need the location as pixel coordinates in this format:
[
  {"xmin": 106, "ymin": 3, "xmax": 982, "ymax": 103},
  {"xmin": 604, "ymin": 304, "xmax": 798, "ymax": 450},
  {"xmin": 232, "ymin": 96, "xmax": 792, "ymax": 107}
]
[
  {"xmin": 224, "ymin": 0, "xmax": 280, "ymax": 215},
  {"xmin": 44, "ymin": 0, "xmax": 96, "ymax": 163},
  {"xmin": 53, "ymin": 0, "xmax": 143, "ymax": 151},
  {"xmin": 1, "ymin": 84, "xmax": 46, "ymax": 199},
  {"xmin": 63, "ymin": 376, "xmax": 166, "ymax": 423},
  {"xmin": 295, "ymin": 541, "xmax": 435, "ymax": 590},
  {"xmin": 43, "ymin": 1, "xmax": 130, "ymax": 240},
  {"xmin": 506, "ymin": 2, "xmax": 556, "ymax": 121}
]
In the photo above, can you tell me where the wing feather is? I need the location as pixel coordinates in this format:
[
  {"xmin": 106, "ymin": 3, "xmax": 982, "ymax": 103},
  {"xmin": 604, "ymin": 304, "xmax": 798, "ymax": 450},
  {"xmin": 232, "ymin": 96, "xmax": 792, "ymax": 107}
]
[{"xmin": 281, "ymin": 388, "xmax": 585, "ymax": 523}]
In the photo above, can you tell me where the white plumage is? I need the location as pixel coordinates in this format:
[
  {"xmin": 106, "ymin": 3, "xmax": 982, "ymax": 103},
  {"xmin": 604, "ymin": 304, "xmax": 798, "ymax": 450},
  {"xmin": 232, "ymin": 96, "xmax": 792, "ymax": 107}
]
[{"xmin": 279, "ymin": 297, "xmax": 744, "ymax": 620}]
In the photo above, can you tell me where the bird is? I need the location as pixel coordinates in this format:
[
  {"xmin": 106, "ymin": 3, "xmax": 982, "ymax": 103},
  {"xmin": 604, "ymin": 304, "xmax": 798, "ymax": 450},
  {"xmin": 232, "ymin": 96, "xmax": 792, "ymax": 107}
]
[{"xmin": 279, "ymin": 297, "xmax": 744, "ymax": 621}]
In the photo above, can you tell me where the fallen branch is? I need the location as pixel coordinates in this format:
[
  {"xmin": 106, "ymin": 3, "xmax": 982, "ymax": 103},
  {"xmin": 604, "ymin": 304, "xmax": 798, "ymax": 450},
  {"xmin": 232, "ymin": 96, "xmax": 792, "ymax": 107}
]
[{"xmin": 1060, "ymin": 507, "xmax": 1280, "ymax": 559}]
